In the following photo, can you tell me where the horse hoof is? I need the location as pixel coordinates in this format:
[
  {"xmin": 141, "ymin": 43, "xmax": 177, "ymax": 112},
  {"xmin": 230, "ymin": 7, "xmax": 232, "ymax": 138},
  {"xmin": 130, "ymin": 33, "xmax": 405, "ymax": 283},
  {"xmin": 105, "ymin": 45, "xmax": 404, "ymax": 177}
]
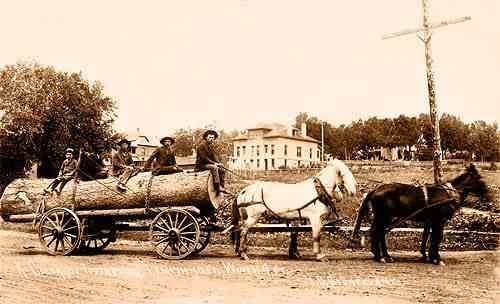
[
  {"xmin": 385, "ymin": 256, "xmax": 394, "ymax": 263},
  {"xmin": 438, "ymin": 260, "xmax": 446, "ymax": 266},
  {"xmin": 289, "ymin": 252, "xmax": 301, "ymax": 260},
  {"xmin": 315, "ymin": 253, "xmax": 327, "ymax": 262},
  {"xmin": 378, "ymin": 258, "xmax": 386, "ymax": 263},
  {"xmin": 240, "ymin": 253, "xmax": 250, "ymax": 261}
]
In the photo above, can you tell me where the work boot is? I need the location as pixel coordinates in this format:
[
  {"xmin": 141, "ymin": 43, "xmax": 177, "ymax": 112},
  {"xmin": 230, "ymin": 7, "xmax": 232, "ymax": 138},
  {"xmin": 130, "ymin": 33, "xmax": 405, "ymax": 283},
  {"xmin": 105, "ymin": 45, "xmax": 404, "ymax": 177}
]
[{"xmin": 206, "ymin": 213, "xmax": 224, "ymax": 231}]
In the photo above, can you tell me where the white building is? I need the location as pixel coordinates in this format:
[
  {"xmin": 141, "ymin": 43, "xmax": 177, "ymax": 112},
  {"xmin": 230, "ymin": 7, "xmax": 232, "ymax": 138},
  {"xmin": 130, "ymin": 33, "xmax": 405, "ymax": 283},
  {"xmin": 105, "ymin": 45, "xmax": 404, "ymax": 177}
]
[{"xmin": 230, "ymin": 123, "xmax": 321, "ymax": 170}]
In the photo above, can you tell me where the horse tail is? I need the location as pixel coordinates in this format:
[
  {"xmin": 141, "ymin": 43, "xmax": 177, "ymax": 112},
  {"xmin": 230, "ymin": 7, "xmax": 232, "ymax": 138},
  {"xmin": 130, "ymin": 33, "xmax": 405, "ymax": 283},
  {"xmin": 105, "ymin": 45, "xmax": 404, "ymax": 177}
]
[
  {"xmin": 230, "ymin": 196, "xmax": 241, "ymax": 253},
  {"xmin": 350, "ymin": 190, "xmax": 373, "ymax": 247}
]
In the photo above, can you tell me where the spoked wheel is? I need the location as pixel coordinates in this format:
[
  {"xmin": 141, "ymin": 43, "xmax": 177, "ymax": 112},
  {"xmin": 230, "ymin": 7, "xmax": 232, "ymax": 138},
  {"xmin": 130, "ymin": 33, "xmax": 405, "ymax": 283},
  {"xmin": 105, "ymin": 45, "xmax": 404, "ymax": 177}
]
[
  {"xmin": 80, "ymin": 218, "xmax": 116, "ymax": 252},
  {"xmin": 38, "ymin": 208, "xmax": 82, "ymax": 256},
  {"xmin": 150, "ymin": 208, "xmax": 200, "ymax": 260},
  {"xmin": 191, "ymin": 216, "xmax": 211, "ymax": 256}
]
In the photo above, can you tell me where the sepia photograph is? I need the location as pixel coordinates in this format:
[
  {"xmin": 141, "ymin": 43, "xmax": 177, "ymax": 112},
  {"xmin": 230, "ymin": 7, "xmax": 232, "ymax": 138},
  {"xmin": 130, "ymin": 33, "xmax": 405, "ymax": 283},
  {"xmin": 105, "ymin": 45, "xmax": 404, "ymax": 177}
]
[{"xmin": 0, "ymin": 1, "xmax": 499, "ymax": 303}]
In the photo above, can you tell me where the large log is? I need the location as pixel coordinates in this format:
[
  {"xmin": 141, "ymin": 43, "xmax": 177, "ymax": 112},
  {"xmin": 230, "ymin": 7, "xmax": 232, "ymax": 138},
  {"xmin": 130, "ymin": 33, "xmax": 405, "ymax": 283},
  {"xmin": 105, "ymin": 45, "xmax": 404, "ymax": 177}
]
[{"xmin": 0, "ymin": 171, "xmax": 223, "ymax": 221}]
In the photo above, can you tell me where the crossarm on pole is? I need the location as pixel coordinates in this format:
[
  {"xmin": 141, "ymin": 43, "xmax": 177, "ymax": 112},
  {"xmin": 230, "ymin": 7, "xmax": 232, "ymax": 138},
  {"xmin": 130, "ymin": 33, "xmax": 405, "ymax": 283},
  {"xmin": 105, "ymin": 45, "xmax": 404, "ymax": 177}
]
[{"xmin": 382, "ymin": 16, "xmax": 471, "ymax": 40}]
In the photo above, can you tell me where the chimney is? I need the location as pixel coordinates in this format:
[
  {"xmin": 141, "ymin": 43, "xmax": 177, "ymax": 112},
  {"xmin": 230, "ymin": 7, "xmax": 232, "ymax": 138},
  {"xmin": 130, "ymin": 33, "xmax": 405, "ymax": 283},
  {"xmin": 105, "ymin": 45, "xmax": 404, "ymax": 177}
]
[{"xmin": 301, "ymin": 123, "xmax": 307, "ymax": 138}]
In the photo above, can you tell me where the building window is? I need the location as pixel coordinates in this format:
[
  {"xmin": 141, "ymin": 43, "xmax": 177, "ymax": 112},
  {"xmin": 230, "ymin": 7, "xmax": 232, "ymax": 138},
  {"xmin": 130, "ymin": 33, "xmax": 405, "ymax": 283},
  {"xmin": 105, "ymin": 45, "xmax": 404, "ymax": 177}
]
[
  {"xmin": 141, "ymin": 148, "xmax": 146, "ymax": 156},
  {"xmin": 297, "ymin": 146, "xmax": 302, "ymax": 157},
  {"xmin": 251, "ymin": 146, "xmax": 255, "ymax": 157},
  {"xmin": 310, "ymin": 148, "xmax": 312, "ymax": 159},
  {"xmin": 317, "ymin": 150, "xmax": 320, "ymax": 159},
  {"xmin": 271, "ymin": 159, "xmax": 275, "ymax": 168},
  {"xmin": 284, "ymin": 159, "xmax": 287, "ymax": 168},
  {"xmin": 264, "ymin": 145, "xmax": 268, "ymax": 154},
  {"xmin": 271, "ymin": 144, "xmax": 275, "ymax": 155},
  {"xmin": 242, "ymin": 146, "xmax": 246, "ymax": 156},
  {"xmin": 284, "ymin": 145, "xmax": 287, "ymax": 156},
  {"xmin": 256, "ymin": 145, "xmax": 260, "ymax": 156},
  {"xmin": 257, "ymin": 159, "xmax": 260, "ymax": 168},
  {"xmin": 237, "ymin": 147, "xmax": 240, "ymax": 157},
  {"xmin": 131, "ymin": 147, "xmax": 137, "ymax": 154}
]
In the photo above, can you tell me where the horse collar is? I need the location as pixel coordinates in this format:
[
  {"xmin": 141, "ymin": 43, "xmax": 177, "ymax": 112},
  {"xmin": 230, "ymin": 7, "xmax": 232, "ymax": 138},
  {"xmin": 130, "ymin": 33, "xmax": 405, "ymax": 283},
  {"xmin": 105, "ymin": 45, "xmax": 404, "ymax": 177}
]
[{"xmin": 313, "ymin": 178, "xmax": 339, "ymax": 218}]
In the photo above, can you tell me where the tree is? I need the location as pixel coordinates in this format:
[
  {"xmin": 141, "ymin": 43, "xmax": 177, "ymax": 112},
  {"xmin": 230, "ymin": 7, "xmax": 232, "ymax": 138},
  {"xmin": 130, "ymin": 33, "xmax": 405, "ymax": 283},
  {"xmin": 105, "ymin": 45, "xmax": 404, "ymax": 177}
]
[
  {"xmin": 469, "ymin": 121, "xmax": 500, "ymax": 162},
  {"xmin": 0, "ymin": 62, "xmax": 117, "ymax": 181},
  {"xmin": 439, "ymin": 114, "xmax": 470, "ymax": 153}
]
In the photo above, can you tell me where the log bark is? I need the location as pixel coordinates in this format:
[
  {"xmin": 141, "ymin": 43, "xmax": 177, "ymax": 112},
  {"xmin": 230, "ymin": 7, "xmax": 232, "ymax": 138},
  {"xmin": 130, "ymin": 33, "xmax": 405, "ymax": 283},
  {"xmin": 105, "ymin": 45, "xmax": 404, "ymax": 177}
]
[{"xmin": 0, "ymin": 171, "xmax": 223, "ymax": 220}]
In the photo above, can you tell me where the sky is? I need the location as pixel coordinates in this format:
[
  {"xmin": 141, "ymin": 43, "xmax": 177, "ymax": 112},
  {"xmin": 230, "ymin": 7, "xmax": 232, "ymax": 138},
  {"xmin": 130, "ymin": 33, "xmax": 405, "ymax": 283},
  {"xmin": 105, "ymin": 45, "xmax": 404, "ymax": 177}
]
[{"xmin": 1, "ymin": 0, "xmax": 498, "ymax": 137}]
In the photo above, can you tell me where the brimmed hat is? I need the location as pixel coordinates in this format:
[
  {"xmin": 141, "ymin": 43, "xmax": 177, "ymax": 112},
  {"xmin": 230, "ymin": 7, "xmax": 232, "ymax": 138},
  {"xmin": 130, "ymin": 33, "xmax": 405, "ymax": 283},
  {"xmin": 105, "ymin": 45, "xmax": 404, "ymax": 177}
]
[
  {"xmin": 203, "ymin": 130, "xmax": 218, "ymax": 140},
  {"xmin": 65, "ymin": 148, "xmax": 74, "ymax": 153},
  {"xmin": 160, "ymin": 136, "xmax": 175, "ymax": 145},
  {"xmin": 116, "ymin": 138, "xmax": 131, "ymax": 147}
]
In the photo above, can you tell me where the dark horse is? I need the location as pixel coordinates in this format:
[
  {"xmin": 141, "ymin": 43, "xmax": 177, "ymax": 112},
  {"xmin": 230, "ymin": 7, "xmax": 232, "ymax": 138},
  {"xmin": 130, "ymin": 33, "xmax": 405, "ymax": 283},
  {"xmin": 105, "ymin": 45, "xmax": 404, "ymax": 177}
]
[{"xmin": 350, "ymin": 164, "xmax": 489, "ymax": 265}]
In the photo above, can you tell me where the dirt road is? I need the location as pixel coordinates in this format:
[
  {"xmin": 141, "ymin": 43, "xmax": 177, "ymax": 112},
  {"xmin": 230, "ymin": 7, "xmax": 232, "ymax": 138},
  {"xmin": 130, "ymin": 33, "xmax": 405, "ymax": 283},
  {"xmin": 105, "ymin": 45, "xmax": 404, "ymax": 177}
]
[{"xmin": 0, "ymin": 229, "xmax": 498, "ymax": 304}]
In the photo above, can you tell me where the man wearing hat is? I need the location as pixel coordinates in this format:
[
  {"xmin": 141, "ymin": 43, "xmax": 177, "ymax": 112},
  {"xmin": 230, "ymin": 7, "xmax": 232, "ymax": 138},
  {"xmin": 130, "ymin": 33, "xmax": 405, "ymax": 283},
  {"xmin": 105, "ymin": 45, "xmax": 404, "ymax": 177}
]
[
  {"xmin": 80, "ymin": 145, "xmax": 109, "ymax": 181},
  {"xmin": 143, "ymin": 136, "xmax": 182, "ymax": 175},
  {"xmin": 112, "ymin": 138, "xmax": 141, "ymax": 191},
  {"xmin": 195, "ymin": 130, "xmax": 227, "ymax": 195},
  {"xmin": 44, "ymin": 148, "xmax": 78, "ymax": 194}
]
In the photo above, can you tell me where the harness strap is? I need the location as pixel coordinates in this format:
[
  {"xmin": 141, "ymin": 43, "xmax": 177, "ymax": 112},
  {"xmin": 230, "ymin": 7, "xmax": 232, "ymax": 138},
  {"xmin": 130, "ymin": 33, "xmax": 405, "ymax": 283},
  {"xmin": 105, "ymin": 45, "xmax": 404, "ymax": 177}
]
[
  {"xmin": 261, "ymin": 187, "xmax": 282, "ymax": 219},
  {"xmin": 421, "ymin": 185, "xmax": 429, "ymax": 206},
  {"xmin": 313, "ymin": 178, "xmax": 340, "ymax": 218}
]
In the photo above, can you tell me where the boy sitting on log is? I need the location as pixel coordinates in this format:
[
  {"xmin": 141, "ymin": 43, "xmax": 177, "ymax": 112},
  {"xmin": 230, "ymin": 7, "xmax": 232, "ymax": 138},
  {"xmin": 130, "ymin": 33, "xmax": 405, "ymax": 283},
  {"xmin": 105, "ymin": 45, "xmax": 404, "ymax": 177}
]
[
  {"xmin": 44, "ymin": 148, "xmax": 78, "ymax": 195},
  {"xmin": 112, "ymin": 138, "xmax": 141, "ymax": 191}
]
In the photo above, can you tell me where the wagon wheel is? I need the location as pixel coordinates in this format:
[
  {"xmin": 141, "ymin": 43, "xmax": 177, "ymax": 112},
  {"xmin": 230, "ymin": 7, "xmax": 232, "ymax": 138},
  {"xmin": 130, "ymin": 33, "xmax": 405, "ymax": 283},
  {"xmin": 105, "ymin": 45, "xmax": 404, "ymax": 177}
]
[
  {"xmin": 80, "ymin": 219, "xmax": 116, "ymax": 252},
  {"xmin": 149, "ymin": 209, "xmax": 200, "ymax": 260},
  {"xmin": 38, "ymin": 207, "xmax": 82, "ymax": 256},
  {"xmin": 191, "ymin": 216, "xmax": 211, "ymax": 255}
]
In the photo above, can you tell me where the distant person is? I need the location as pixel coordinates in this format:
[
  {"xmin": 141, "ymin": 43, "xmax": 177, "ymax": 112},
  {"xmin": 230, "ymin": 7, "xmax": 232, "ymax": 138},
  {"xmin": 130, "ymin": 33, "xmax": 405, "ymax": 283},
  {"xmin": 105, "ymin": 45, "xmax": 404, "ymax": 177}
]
[
  {"xmin": 44, "ymin": 148, "xmax": 78, "ymax": 195},
  {"xmin": 143, "ymin": 135, "xmax": 183, "ymax": 176},
  {"xmin": 112, "ymin": 138, "xmax": 141, "ymax": 191}
]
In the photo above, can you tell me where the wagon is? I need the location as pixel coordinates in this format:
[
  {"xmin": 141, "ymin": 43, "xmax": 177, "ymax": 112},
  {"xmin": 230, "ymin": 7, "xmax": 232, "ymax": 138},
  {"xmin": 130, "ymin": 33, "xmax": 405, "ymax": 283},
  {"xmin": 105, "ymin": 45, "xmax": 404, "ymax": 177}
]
[{"xmin": 0, "ymin": 169, "xmax": 226, "ymax": 260}]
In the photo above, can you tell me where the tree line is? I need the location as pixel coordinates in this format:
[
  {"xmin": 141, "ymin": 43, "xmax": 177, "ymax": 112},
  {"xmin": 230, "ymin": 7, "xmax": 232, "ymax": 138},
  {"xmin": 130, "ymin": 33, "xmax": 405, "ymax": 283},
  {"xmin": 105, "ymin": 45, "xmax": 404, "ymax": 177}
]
[
  {"xmin": 1, "ymin": 63, "xmax": 499, "ymax": 189},
  {"xmin": 294, "ymin": 112, "xmax": 500, "ymax": 162}
]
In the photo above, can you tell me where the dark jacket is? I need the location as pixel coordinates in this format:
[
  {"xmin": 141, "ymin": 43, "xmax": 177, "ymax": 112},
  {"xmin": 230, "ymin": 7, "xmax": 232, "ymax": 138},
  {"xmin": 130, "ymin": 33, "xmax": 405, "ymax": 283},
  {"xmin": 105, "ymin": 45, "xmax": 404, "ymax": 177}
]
[
  {"xmin": 59, "ymin": 159, "xmax": 78, "ymax": 177},
  {"xmin": 195, "ymin": 141, "xmax": 217, "ymax": 170},
  {"xmin": 112, "ymin": 150, "xmax": 133, "ymax": 176},
  {"xmin": 80, "ymin": 152, "xmax": 108, "ymax": 181},
  {"xmin": 144, "ymin": 146, "xmax": 177, "ymax": 170}
]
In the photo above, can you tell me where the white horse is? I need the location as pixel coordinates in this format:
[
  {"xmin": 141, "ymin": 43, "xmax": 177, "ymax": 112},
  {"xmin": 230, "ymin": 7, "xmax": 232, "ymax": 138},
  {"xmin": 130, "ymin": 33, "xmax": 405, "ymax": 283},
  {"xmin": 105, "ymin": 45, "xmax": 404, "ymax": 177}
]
[{"xmin": 231, "ymin": 159, "xmax": 357, "ymax": 261}]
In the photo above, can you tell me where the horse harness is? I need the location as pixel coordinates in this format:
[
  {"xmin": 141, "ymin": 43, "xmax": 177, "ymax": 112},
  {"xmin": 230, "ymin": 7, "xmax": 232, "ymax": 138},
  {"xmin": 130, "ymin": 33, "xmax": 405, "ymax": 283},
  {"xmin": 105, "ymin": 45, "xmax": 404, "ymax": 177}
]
[
  {"xmin": 242, "ymin": 177, "xmax": 341, "ymax": 221},
  {"xmin": 385, "ymin": 183, "xmax": 462, "ymax": 233}
]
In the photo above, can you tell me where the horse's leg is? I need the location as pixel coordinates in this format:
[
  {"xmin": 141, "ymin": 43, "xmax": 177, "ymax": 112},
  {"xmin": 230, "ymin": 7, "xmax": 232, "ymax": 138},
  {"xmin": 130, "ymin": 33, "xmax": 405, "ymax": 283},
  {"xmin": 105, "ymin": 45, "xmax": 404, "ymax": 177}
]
[
  {"xmin": 370, "ymin": 220, "xmax": 385, "ymax": 263},
  {"xmin": 381, "ymin": 230, "xmax": 393, "ymax": 263},
  {"xmin": 420, "ymin": 223, "xmax": 431, "ymax": 261},
  {"xmin": 428, "ymin": 220, "xmax": 446, "ymax": 266},
  {"xmin": 238, "ymin": 208, "xmax": 259, "ymax": 261},
  {"xmin": 288, "ymin": 221, "xmax": 301, "ymax": 259},
  {"xmin": 310, "ymin": 215, "xmax": 326, "ymax": 261}
]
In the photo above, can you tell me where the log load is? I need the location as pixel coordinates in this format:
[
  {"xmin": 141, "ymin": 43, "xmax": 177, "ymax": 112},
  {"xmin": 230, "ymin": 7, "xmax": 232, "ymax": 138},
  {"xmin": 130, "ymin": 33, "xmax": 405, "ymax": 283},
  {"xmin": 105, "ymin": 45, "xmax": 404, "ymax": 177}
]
[{"xmin": 0, "ymin": 171, "xmax": 224, "ymax": 221}]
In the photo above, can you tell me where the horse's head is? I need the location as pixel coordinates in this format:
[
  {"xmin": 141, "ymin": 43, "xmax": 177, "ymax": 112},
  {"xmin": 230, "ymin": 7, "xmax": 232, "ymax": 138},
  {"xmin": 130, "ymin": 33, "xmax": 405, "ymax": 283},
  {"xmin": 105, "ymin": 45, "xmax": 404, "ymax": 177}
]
[
  {"xmin": 319, "ymin": 159, "xmax": 357, "ymax": 197},
  {"xmin": 451, "ymin": 163, "xmax": 490, "ymax": 201}
]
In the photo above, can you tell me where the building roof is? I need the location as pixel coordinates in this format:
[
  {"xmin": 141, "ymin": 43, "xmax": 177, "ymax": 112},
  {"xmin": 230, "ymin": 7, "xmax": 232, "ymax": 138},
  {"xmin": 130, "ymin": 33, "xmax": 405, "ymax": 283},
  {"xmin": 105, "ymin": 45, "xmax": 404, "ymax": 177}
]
[
  {"xmin": 232, "ymin": 123, "xmax": 320, "ymax": 143},
  {"xmin": 122, "ymin": 129, "xmax": 161, "ymax": 147}
]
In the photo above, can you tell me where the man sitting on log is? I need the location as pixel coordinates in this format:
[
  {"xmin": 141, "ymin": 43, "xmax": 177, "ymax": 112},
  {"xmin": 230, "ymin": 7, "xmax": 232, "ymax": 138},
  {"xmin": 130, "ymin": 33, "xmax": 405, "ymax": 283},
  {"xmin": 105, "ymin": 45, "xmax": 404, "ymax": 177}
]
[
  {"xmin": 143, "ymin": 136, "xmax": 183, "ymax": 176},
  {"xmin": 80, "ymin": 145, "xmax": 109, "ymax": 181},
  {"xmin": 195, "ymin": 130, "xmax": 228, "ymax": 195},
  {"xmin": 112, "ymin": 138, "xmax": 141, "ymax": 191},
  {"xmin": 44, "ymin": 148, "xmax": 78, "ymax": 195}
]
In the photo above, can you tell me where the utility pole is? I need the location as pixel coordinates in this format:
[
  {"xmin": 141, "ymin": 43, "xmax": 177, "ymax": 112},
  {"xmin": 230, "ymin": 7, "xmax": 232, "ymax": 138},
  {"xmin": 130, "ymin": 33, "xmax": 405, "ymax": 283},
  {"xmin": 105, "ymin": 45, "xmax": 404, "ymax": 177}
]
[
  {"xmin": 321, "ymin": 122, "xmax": 325, "ymax": 162},
  {"xmin": 382, "ymin": 0, "xmax": 470, "ymax": 184}
]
